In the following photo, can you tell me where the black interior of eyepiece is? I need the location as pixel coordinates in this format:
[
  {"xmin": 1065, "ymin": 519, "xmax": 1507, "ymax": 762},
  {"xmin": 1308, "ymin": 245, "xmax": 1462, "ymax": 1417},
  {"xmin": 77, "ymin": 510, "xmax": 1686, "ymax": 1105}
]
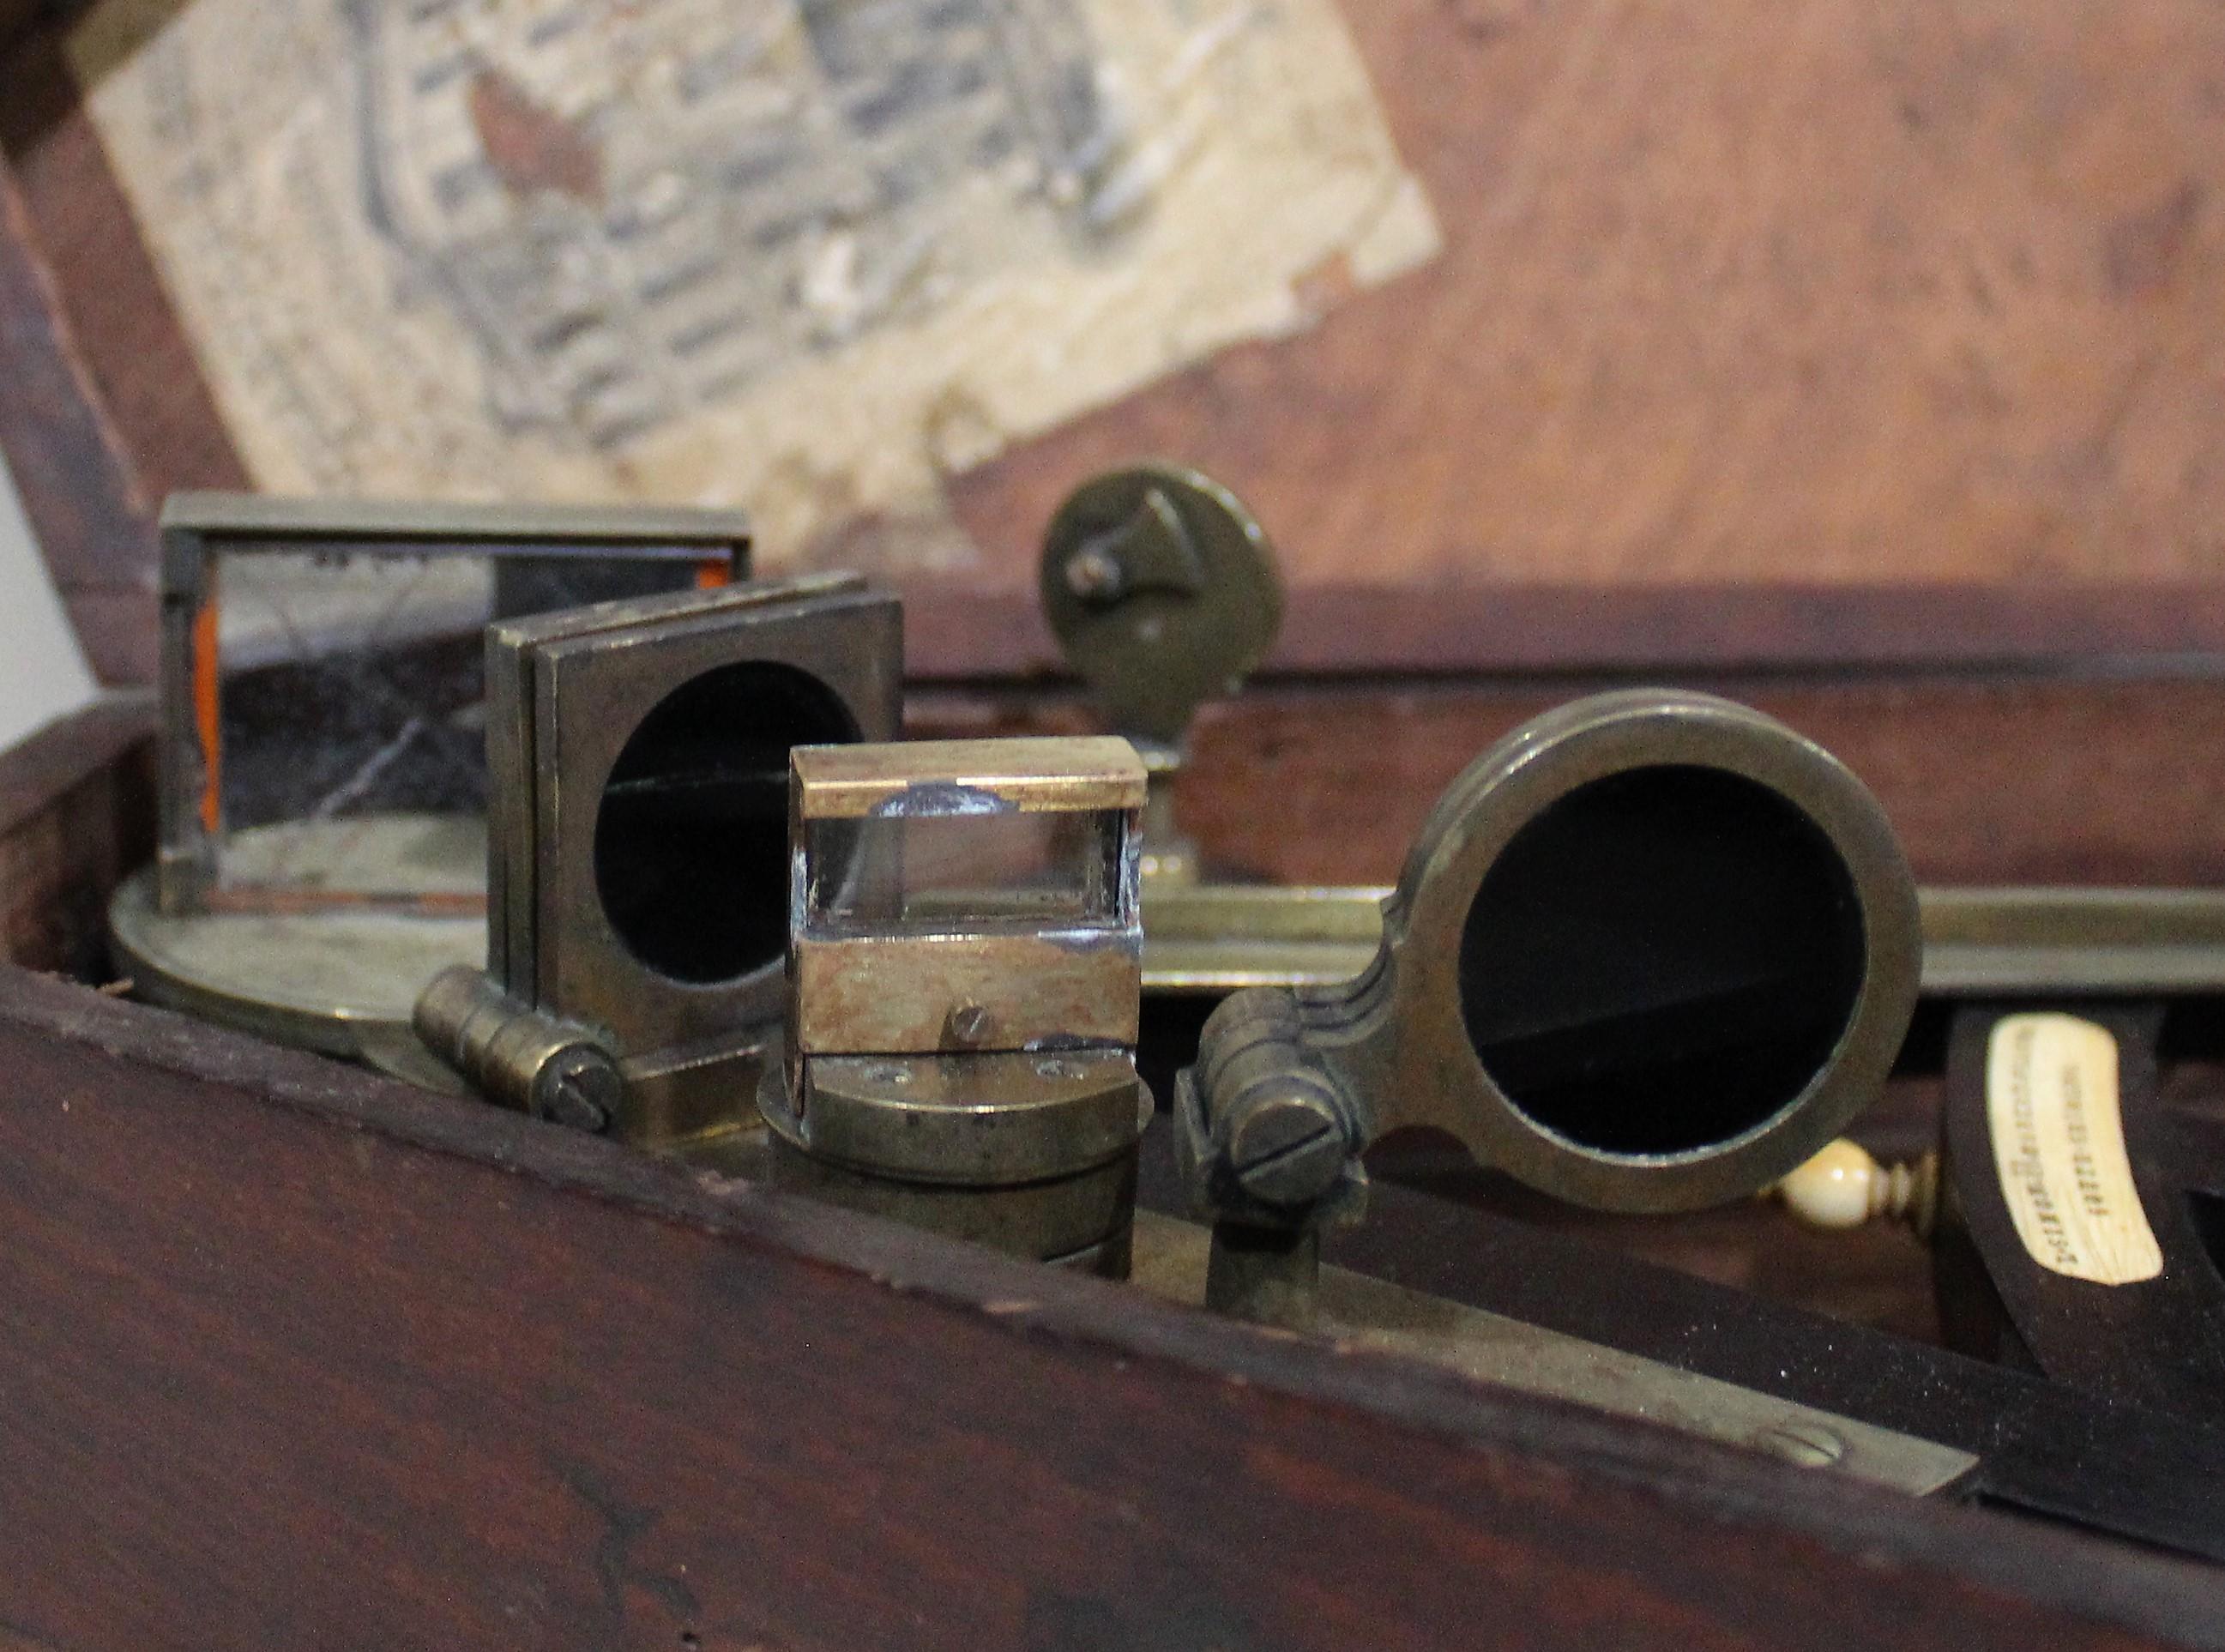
[
  {"xmin": 1457, "ymin": 764, "xmax": 1866, "ymax": 1157},
  {"xmin": 594, "ymin": 661, "xmax": 858, "ymax": 985}
]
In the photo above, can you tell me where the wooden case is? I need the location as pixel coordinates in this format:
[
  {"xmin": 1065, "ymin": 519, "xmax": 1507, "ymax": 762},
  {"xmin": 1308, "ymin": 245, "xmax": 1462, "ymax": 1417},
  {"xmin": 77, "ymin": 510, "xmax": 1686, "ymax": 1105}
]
[
  {"xmin": 6, "ymin": 686, "xmax": 2225, "ymax": 1649},
  {"xmin": 9, "ymin": 0, "xmax": 2225, "ymax": 1641}
]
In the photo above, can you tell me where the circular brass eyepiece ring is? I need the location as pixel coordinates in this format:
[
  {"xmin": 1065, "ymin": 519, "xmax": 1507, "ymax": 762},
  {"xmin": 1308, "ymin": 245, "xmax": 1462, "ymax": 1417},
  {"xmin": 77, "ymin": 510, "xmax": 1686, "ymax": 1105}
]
[{"xmin": 1344, "ymin": 689, "xmax": 1920, "ymax": 1213}]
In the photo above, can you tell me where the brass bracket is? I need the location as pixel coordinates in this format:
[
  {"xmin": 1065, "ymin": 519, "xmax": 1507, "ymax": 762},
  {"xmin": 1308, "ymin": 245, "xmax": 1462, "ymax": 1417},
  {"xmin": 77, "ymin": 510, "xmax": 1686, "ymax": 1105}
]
[
  {"xmin": 761, "ymin": 736, "xmax": 1153, "ymax": 1272},
  {"xmin": 473, "ymin": 576, "xmax": 904, "ymax": 1143},
  {"xmin": 1177, "ymin": 690, "xmax": 1923, "ymax": 1315},
  {"xmin": 1040, "ymin": 464, "xmax": 1282, "ymax": 885}
]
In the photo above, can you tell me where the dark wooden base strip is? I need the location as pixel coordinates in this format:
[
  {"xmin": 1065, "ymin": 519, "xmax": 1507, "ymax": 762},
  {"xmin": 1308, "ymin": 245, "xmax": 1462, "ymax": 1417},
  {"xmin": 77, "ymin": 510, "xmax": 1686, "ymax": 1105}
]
[
  {"xmin": 0, "ymin": 693, "xmax": 154, "ymax": 976},
  {"xmin": 0, "ymin": 966, "xmax": 2219, "ymax": 1649}
]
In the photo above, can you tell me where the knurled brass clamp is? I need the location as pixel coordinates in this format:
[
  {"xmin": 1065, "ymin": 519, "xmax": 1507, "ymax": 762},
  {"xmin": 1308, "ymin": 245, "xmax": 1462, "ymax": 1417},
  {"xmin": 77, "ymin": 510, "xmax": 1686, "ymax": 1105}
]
[{"xmin": 413, "ymin": 964, "xmax": 621, "ymax": 1133}]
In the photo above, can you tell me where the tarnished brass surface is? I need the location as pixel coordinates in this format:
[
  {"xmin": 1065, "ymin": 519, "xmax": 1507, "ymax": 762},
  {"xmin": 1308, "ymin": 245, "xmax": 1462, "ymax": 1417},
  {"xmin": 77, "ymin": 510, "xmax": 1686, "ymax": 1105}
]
[
  {"xmin": 767, "ymin": 735, "xmax": 1151, "ymax": 1271},
  {"xmin": 1143, "ymin": 882, "xmax": 1384, "ymax": 991},
  {"xmin": 763, "ymin": 1129, "xmax": 1143, "ymax": 1273},
  {"xmin": 782, "ymin": 1051, "xmax": 1152, "ymax": 1185},
  {"xmin": 1129, "ymin": 1212, "xmax": 1978, "ymax": 1498},
  {"xmin": 1918, "ymin": 886, "xmax": 2225, "ymax": 995},
  {"xmin": 1038, "ymin": 466, "xmax": 1281, "ymax": 751},
  {"xmin": 1143, "ymin": 882, "xmax": 2225, "ymax": 997},
  {"xmin": 793, "ymin": 934, "xmax": 1142, "ymax": 1056},
  {"xmin": 114, "ymin": 817, "xmax": 2225, "ymax": 1082},
  {"xmin": 419, "ymin": 575, "xmax": 901, "ymax": 1142},
  {"xmin": 106, "ymin": 817, "xmax": 485, "ymax": 1057},
  {"xmin": 486, "ymin": 575, "xmax": 901, "ymax": 1052},
  {"xmin": 790, "ymin": 736, "xmax": 1146, "ymax": 817},
  {"xmin": 412, "ymin": 962, "xmax": 620, "ymax": 1131},
  {"xmin": 126, "ymin": 834, "xmax": 2225, "ymax": 1055},
  {"xmin": 1040, "ymin": 465, "xmax": 1282, "ymax": 885},
  {"xmin": 1179, "ymin": 690, "xmax": 1926, "ymax": 1262},
  {"xmin": 616, "ymin": 1031, "xmax": 778, "ymax": 1149}
]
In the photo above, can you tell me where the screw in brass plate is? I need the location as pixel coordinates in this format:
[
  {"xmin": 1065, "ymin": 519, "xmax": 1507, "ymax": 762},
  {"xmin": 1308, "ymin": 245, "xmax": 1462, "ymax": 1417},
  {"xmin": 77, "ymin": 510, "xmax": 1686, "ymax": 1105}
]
[
  {"xmin": 535, "ymin": 1047, "xmax": 618, "ymax": 1133},
  {"xmin": 1748, "ymin": 1421, "xmax": 1848, "ymax": 1469},
  {"xmin": 945, "ymin": 1003, "xmax": 996, "ymax": 1047}
]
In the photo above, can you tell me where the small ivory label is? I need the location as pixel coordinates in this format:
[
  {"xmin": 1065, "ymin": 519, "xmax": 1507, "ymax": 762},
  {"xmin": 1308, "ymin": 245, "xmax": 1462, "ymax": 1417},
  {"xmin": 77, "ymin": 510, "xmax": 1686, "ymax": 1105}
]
[{"xmin": 1986, "ymin": 1014, "xmax": 2162, "ymax": 1287}]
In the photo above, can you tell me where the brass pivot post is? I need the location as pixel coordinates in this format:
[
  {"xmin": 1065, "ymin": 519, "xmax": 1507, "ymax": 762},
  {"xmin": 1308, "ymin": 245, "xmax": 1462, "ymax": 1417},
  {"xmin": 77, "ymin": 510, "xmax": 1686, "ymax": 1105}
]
[
  {"xmin": 1040, "ymin": 465, "xmax": 1282, "ymax": 884},
  {"xmin": 1175, "ymin": 986, "xmax": 1366, "ymax": 1328}
]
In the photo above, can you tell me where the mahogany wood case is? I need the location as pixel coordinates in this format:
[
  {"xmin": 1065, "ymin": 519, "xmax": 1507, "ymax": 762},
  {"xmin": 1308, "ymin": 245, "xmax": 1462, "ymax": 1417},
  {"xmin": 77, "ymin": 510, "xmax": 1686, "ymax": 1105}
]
[{"xmin": 9, "ymin": 0, "xmax": 2225, "ymax": 1642}]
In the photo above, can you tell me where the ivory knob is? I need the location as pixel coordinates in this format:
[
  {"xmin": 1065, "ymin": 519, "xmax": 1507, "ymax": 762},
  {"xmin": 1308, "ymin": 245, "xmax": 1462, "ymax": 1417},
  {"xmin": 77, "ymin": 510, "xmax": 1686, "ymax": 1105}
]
[
  {"xmin": 1777, "ymin": 1138, "xmax": 1884, "ymax": 1230},
  {"xmin": 1776, "ymin": 1139, "xmax": 1936, "ymax": 1236}
]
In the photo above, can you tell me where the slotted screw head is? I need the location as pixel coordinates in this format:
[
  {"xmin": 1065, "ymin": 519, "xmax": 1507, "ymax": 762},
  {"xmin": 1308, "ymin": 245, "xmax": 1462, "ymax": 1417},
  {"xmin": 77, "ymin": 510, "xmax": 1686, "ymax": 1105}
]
[
  {"xmin": 1227, "ymin": 1086, "xmax": 1347, "ymax": 1207},
  {"xmin": 537, "ymin": 1047, "xmax": 618, "ymax": 1133},
  {"xmin": 945, "ymin": 1002, "xmax": 995, "ymax": 1047}
]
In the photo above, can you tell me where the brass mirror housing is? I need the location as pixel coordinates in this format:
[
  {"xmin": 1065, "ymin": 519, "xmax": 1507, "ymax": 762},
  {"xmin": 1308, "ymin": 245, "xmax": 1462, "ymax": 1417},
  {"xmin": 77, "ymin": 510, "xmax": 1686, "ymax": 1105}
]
[
  {"xmin": 473, "ymin": 576, "xmax": 902, "ymax": 1143},
  {"xmin": 110, "ymin": 493, "xmax": 749, "ymax": 1062}
]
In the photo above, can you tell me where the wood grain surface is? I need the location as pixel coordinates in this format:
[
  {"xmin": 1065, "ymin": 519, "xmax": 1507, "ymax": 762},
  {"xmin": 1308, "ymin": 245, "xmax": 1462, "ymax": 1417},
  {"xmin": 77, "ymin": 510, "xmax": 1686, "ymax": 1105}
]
[
  {"xmin": 950, "ymin": 0, "xmax": 2225, "ymax": 592},
  {"xmin": 0, "ymin": 142, "xmax": 159, "ymax": 684},
  {"xmin": 0, "ymin": 27, "xmax": 250, "ymax": 506},
  {"xmin": 8, "ymin": 1, "xmax": 2225, "ymax": 682},
  {"xmin": 912, "ymin": 666, "xmax": 2225, "ymax": 886},
  {"xmin": 0, "ymin": 692, "xmax": 154, "ymax": 974},
  {"xmin": 3, "ymin": 964, "xmax": 2222, "ymax": 1650},
  {"xmin": 898, "ymin": 582, "xmax": 2225, "ymax": 678}
]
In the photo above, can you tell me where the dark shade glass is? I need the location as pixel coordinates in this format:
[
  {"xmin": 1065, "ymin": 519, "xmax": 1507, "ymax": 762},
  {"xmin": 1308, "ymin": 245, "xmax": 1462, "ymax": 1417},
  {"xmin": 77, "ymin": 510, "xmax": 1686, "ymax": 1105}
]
[{"xmin": 1458, "ymin": 765, "xmax": 1866, "ymax": 1157}]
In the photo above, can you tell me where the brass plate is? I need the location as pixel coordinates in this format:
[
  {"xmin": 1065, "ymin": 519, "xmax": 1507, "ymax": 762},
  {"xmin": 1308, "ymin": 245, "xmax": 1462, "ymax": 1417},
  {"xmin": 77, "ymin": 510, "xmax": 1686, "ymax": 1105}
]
[
  {"xmin": 106, "ymin": 815, "xmax": 481, "ymax": 1058},
  {"xmin": 1131, "ymin": 1212, "xmax": 1977, "ymax": 1498},
  {"xmin": 1144, "ymin": 883, "xmax": 2225, "ymax": 997},
  {"xmin": 111, "ymin": 822, "xmax": 2225, "ymax": 1061}
]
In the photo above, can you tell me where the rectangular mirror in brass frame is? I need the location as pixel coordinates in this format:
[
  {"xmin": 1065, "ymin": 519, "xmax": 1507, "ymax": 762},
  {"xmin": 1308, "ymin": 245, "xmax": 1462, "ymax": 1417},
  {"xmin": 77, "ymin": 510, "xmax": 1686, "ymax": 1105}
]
[
  {"xmin": 108, "ymin": 493, "xmax": 749, "ymax": 1066},
  {"xmin": 152, "ymin": 493, "xmax": 749, "ymax": 917},
  {"xmin": 759, "ymin": 737, "xmax": 1155, "ymax": 1275}
]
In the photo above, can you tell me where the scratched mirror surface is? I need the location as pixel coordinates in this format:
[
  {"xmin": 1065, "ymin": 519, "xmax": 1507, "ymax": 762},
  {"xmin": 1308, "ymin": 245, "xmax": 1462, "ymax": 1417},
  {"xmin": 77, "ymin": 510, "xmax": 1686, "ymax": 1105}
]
[{"xmin": 206, "ymin": 546, "xmax": 708, "ymax": 910}]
